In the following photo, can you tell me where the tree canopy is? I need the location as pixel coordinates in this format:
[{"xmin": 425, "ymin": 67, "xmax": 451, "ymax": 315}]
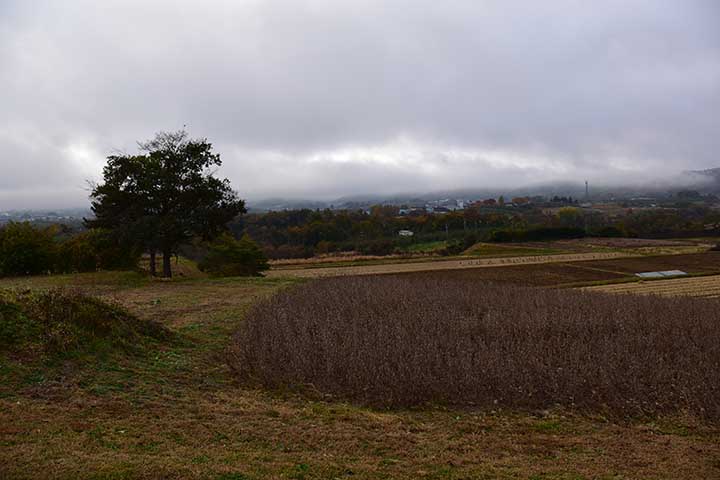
[{"xmin": 87, "ymin": 130, "xmax": 246, "ymax": 277}]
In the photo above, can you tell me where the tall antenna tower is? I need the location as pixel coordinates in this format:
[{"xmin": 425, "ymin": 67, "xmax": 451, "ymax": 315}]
[{"xmin": 585, "ymin": 180, "xmax": 589, "ymax": 202}]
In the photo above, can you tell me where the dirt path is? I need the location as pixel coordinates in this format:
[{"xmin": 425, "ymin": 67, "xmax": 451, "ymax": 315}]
[{"xmin": 266, "ymin": 251, "xmax": 641, "ymax": 278}]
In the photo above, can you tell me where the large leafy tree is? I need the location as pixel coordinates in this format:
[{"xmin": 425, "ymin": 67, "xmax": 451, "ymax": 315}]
[{"xmin": 87, "ymin": 130, "xmax": 246, "ymax": 277}]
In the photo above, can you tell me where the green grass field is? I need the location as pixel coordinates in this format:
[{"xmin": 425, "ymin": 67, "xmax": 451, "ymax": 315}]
[{"xmin": 1, "ymin": 270, "xmax": 719, "ymax": 479}]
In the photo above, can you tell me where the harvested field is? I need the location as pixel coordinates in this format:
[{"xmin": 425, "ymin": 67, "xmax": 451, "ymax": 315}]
[
  {"xmin": 585, "ymin": 274, "xmax": 720, "ymax": 298},
  {"xmin": 266, "ymin": 251, "xmax": 638, "ymax": 278},
  {"xmin": 269, "ymin": 252, "xmax": 429, "ymax": 267},
  {"xmin": 231, "ymin": 276, "xmax": 720, "ymax": 419},
  {"xmin": 401, "ymin": 252, "xmax": 720, "ymax": 287},
  {"xmin": 574, "ymin": 251, "xmax": 720, "ymax": 276},
  {"xmin": 560, "ymin": 237, "xmax": 703, "ymax": 249},
  {"xmin": 396, "ymin": 261, "xmax": 630, "ymax": 286}
]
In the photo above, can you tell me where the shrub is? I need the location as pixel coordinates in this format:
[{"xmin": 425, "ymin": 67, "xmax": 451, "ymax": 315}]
[
  {"xmin": 199, "ymin": 233, "xmax": 269, "ymax": 277},
  {"xmin": 462, "ymin": 232, "xmax": 478, "ymax": 250},
  {"xmin": 0, "ymin": 222, "xmax": 57, "ymax": 276},
  {"xmin": 56, "ymin": 231, "xmax": 99, "ymax": 273},
  {"xmin": 263, "ymin": 244, "xmax": 315, "ymax": 260},
  {"xmin": 488, "ymin": 227, "xmax": 586, "ymax": 243},
  {"xmin": 591, "ymin": 226, "xmax": 624, "ymax": 238},
  {"xmin": 356, "ymin": 240, "xmax": 396, "ymax": 256},
  {"xmin": 442, "ymin": 241, "xmax": 465, "ymax": 256},
  {"xmin": 230, "ymin": 276, "xmax": 720, "ymax": 420},
  {"xmin": 0, "ymin": 224, "xmax": 139, "ymax": 277},
  {"xmin": 56, "ymin": 229, "xmax": 141, "ymax": 273}
]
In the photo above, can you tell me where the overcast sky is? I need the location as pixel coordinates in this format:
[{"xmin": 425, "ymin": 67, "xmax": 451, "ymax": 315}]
[{"xmin": 1, "ymin": 0, "xmax": 719, "ymax": 208}]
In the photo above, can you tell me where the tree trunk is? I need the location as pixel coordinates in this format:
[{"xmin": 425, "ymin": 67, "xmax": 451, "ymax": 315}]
[
  {"xmin": 149, "ymin": 250, "xmax": 157, "ymax": 277},
  {"xmin": 162, "ymin": 248, "xmax": 172, "ymax": 278}
]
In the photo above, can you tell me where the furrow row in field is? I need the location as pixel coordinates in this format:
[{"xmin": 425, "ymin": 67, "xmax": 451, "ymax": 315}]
[
  {"xmin": 267, "ymin": 251, "xmax": 639, "ymax": 278},
  {"xmin": 583, "ymin": 275, "xmax": 720, "ymax": 298}
]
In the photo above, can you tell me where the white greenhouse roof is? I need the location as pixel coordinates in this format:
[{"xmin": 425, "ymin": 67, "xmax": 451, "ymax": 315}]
[{"xmin": 635, "ymin": 270, "xmax": 688, "ymax": 279}]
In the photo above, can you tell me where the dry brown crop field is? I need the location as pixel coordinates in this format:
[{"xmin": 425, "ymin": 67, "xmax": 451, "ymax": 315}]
[
  {"xmin": 585, "ymin": 274, "xmax": 720, "ymax": 298},
  {"xmin": 2, "ymin": 263, "xmax": 720, "ymax": 479},
  {"xmin": 233, "ymin": 276, "xmax": 720, "ymax": 418}
]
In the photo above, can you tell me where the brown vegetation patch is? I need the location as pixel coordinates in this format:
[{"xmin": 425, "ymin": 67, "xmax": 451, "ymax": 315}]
[{"xmin": 231, "ymin": 276, "xmax": 720, "ymax": 419}]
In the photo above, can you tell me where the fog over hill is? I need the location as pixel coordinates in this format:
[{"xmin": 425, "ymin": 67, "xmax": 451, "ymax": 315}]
[
  {"xmin": 247, "ymin": 167, "xmax": 720, "ymax": 211},
  {"xmin": 1, "ymin": 1, "xmax": 719, "ymax": 210},
  {"xmin": 3, "ymin": 166, "xmax": 718, "ymax": 214}
]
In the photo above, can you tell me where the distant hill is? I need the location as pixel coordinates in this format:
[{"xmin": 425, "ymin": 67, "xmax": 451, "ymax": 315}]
[
  {"xmin": 245, "ymin": 168, "xmax": 720, "ymax": 211},
  {"xmin": 246, "ymin": 198, "xmax": 330, "ymax": 212},
  {"xmin": 687, "ymin": 167, "xmax": 720, "ymax": 182},
  {"xmin": 681, "ymin": 168, "xmax": 720, "ymax": 192}
]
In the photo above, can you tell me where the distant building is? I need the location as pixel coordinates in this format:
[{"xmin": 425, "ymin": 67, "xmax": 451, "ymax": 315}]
[{"xmin": 398, "ymin": 230, "xmax": 414, "ymax": 237}]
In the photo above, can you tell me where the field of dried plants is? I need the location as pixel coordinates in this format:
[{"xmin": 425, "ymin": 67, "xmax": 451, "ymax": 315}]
[{"xmin": 232, "ymin": 276, "xmax": 720, "ymax": 420}]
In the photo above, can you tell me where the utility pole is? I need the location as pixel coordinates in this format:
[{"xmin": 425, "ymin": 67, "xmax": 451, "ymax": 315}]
[{"xmin": 585, "ymin": 180, "xmax": 589, "ymax": 202}]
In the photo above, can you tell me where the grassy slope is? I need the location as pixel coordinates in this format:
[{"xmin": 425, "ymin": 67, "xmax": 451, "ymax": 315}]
[{"xmin": 0, "ymin": 272, "xmax": 719, "ymax": 479}]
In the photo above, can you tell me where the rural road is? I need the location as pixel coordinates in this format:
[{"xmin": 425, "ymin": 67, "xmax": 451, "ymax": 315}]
[{"xmin": 266, "ymin": 251, "xmax": 640, "ymax": 278}]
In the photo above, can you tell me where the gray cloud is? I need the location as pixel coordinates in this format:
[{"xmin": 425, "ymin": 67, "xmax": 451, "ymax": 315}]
[{"xmin": 1, "ymin": 0, "xmax": 719, "ymax": 208}]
